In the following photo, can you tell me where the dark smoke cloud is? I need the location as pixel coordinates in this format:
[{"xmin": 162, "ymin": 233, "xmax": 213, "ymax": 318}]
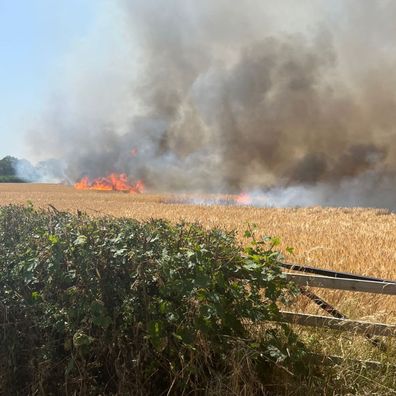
[{"xmin": 22, "ymin": 0, "xmax": 396, "ymax": 208}]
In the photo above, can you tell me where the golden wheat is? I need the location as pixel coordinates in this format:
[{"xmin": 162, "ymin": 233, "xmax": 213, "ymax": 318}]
[{"xmin": 1, "ymin": 183, "xmax": 395, "ymax": 321}]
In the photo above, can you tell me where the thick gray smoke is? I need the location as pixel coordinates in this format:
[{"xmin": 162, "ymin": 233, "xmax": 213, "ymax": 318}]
[{"xmin": 22, "ymin": 0, "xmax": 396, "ymax": 209}]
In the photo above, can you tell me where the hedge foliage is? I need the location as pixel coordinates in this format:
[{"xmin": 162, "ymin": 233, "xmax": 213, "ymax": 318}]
[
  {"xmin": 0, "ymin": 175, "xmax": 26, "ymax": 183},
  {"xmin": 0, "ymin": 205, "xmax": 304, "ymax": 395}
]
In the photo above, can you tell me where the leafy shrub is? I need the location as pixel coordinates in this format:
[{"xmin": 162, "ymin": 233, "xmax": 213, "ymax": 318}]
[{"xmin": 0, "ymin": 205, "xmax": 303, "ymax": 395}]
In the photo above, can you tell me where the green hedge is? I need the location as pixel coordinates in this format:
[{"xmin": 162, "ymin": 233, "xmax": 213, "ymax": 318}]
[
  {"xmin": 0, "ymin": 205, "xmax": 304, "ymax": 395},
  {"xmin": 0, "ymin": 175, "xmax": 26, "ymax": 183}
]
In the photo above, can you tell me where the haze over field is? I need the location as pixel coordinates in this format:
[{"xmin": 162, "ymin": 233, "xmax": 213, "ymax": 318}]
[{"xmin": 6, "ymin": 1, "xmax": 396, "ymax": 209}]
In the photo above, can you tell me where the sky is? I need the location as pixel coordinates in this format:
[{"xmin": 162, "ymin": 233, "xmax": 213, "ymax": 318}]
[{"xmin": 0, "ymin": 0, "xmax": 103, "ymax": 159}]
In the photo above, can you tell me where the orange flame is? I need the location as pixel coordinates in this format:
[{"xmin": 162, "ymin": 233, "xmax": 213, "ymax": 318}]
[
  {"xmin": 235, "ymin": 192, "xmax": 252, "ymax": 205},
  {"xmin": 74, "ymin": 173, "xmax": 144, "ymax": 193}
]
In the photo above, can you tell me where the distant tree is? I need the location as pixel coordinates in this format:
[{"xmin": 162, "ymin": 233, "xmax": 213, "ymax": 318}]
[
  {"xmin": 0, "ymin": 156, "xmax": 17, "ymax": 176},
  {"xmin": 0, "ymin": 156, "xmax": 26, "ymax": 182}
]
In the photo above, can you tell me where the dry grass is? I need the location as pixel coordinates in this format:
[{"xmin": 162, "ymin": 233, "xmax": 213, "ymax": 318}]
[{"xmin": 1, "ymin": 183, "xmax": 396, "ymax": 322}]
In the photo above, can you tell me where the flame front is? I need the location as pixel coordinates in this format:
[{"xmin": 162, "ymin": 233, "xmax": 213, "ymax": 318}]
[
  {"xmin": 74, "ymin": 173, "xmax": 144, "ymax": 193},
  {"xmin": 235, "ymin": 192, "xmax": 252, "ymax": 205}
]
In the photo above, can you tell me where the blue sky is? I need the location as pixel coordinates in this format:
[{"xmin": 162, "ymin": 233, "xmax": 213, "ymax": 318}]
[{"xmin": 0, "ymin": 0, "xmax": 102, "ymax": 158}]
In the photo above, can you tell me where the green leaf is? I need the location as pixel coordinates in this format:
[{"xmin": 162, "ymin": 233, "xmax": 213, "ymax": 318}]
[
  {"xmin": 91, "ymin": 300, "xmax": 111, "ymax": 329},
  {"xmin": 244, "ymin": 230, "xmax": 252, "ymax": 238},
  {"xmin": 267, "ymin": 345, "xmax": 287, "ymax": 363},
  {"xmin": 286, "ymin": 246, "xmax": 294, "ymax": 254},
  {"xmin": 271, "ymin": 236, "xmax": 281, "ymax": 247},
  {"xmin": 148, "ymin": 321, "xmax": 167, "ymax": 351},
  {"xmin": 74, "ymin": 235, "xmax": 87, "ymax": 246},
  {"xmin": 73, "ymin": 331, "xmax": 94, "ymax": 348},
  {"xmin": 31, "ymin": 291, "xmax": 41, "ymax": 301},
  {"xmin": 48, "ymin": 234, "xmax": 60, "ymax": 245}
]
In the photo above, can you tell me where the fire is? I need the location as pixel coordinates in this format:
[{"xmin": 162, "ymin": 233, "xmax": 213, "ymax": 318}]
[
  {"xmin": 235, "ymin": 192, "xmax": 252, "ymax": 206},
  {"xmin": 74, "ymin": 173, "xmax": 144, "ymax": 193}
]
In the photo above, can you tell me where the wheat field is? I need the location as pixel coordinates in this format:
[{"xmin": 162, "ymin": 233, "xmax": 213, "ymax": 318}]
[{"xmin": 1, "ymin": 183, "xmax": 396, "ymax": 322}]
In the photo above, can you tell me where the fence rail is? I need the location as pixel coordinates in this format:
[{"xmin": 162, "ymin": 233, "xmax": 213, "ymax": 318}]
[
  {"xmin": 280, "ymin": 262, "xmax": 395, "ymax": 283},
  {"xmin": 279, "ymin": 262, "xmax": 396, "ymax": 344},
  {"xmin": 284, "ymin": 273, "xmax": 396, "ymax": 295},
  {"xmin": 279, "ymin": 311, "xmax": 396, "ymax": 337}
]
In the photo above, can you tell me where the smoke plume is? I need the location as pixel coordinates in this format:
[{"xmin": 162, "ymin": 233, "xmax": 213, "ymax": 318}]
[{"xmin": 23, "ymin": 0, "xmax": 396, "ymax": 209}]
